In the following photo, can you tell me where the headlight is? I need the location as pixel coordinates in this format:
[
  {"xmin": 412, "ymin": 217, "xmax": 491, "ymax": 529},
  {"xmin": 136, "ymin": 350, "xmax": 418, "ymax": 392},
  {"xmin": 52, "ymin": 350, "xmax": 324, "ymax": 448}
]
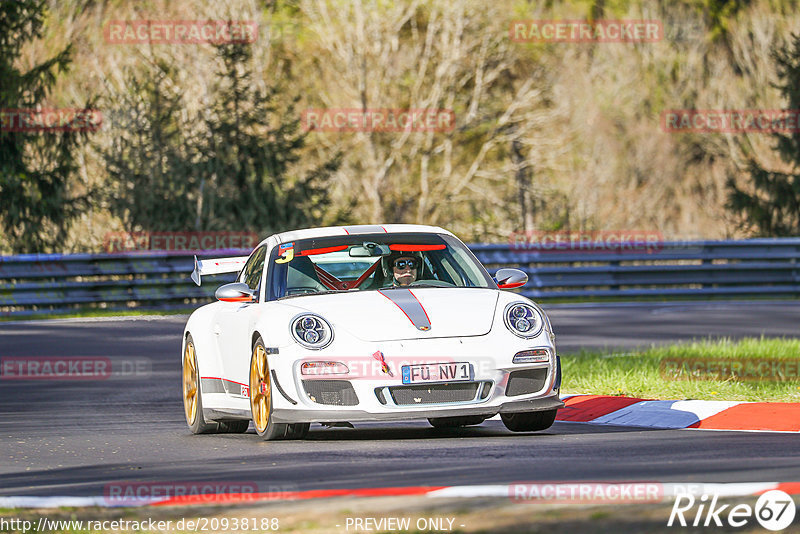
[
  {"xmin": 503, "ymin": 302, "xmax": 544, "ymax": 338},
  {"xmin": 513, "ymin": 348, "xmax": 550, "ymax": 364},
  {"xmin": 291, "ymin": 314, "xmax": 334, "ymax": 349}
]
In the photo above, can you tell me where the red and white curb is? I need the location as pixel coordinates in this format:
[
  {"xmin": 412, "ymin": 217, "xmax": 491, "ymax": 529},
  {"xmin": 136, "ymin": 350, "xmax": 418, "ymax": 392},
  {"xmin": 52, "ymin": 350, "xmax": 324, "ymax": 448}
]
[
  {"xmin": 554, "ymin": 394, "xmax": 800, "ymax": 432},
  {"xmin": 1, "ymin": 482, "xmax": 799, "ymax": 508}
]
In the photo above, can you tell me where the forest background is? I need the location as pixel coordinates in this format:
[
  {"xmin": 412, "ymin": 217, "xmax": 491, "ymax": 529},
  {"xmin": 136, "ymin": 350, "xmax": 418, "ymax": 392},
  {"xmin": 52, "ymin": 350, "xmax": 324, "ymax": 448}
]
[{"xmin": 2, "ymin": 0, "xmax": 799, "ymax": 253}]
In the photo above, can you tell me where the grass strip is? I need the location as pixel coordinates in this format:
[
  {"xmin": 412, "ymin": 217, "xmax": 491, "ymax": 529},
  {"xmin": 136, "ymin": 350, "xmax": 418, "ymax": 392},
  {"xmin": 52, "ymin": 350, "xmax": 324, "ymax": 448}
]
[{"xmin": 561, "ymin": 337, "xmax": 800, "ymax": 402}]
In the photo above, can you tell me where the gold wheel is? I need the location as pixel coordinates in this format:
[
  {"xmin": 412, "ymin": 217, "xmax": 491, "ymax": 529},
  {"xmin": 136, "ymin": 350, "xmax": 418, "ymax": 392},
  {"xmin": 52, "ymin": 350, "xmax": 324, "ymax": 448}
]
[
  {"xmin": 183, "ymin": 340, "xmax": 198, "ymax": 425},
  {"xmin": 250, "ymin": 343, "xmax": 271, "ymax": 433}
]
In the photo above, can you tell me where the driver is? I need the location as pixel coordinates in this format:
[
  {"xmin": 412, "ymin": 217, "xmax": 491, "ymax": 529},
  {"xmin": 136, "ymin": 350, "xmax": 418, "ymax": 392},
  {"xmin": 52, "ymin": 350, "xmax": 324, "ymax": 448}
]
[{"xmin": 382, "ymin": 252, "xmax": 422, "ymax": 287}]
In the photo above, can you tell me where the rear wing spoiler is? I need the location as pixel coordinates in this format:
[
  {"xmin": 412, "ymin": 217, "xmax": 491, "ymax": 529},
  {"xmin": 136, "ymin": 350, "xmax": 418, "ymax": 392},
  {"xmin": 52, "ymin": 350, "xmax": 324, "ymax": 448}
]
[{"xmin": 191, "ymin": 255, "xmax": 250, "ymax": 286}]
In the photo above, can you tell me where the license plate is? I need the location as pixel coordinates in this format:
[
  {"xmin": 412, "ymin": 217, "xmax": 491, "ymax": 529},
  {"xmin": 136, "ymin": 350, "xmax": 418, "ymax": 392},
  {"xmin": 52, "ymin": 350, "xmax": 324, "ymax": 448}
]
[{"xmin": 401, "ymin": 362, "xmax": 473, "ymax": 384}]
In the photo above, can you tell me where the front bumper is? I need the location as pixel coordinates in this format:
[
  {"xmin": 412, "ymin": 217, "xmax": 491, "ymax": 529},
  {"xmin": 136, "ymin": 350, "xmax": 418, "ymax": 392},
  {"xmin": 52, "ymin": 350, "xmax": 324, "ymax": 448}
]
[
  {"xmin": 267, "ymin": 334, "xmax": 563, "ymax": 423},
  {"xmin": 271, "ymin": 394, "xmax": 564, "ymax": 423},
  {"xmin": 204, "ymin": 328, "xmax": 563, "ymax": 424}
]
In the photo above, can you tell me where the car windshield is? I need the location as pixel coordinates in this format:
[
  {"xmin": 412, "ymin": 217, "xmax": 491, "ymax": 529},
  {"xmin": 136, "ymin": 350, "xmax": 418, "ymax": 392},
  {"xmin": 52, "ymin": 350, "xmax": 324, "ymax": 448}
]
[{"xmin": 266, "ymin": 233, "xmax": 494, "ymax": 300}]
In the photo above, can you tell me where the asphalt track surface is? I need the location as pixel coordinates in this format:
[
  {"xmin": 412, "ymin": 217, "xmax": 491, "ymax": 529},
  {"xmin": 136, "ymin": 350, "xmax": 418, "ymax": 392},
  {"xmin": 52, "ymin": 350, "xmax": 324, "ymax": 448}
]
[{"xmin": 0, "ymin": 301, "xmax": 799, "ymax": 498}]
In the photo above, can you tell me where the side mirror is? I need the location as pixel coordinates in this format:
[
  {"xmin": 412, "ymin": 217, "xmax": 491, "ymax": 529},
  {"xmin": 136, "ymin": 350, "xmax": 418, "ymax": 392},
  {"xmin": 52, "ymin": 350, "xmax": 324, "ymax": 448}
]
[
  {"xmin": 215, "ymin": 282, "xmax": 256, "ymax": 303},
  {"xmin": 494, "ymin": 268, "xmax": 528, "ymax": 289}
]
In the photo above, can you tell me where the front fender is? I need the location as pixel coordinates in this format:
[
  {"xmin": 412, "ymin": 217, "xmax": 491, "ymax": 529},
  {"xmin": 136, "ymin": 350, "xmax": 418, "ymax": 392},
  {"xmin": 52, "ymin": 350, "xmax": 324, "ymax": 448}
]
[{"xmin": 183, "ymin": 302, "xmax": 226, "ymax": 381}]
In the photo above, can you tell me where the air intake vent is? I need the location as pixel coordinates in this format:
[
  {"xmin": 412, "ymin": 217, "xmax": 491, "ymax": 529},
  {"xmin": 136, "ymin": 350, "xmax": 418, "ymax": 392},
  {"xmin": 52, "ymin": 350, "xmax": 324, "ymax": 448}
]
[
  {"xmin": 388, "ymin": 382, "xmax": 484, "ymax": 406},
  {"xmin": 302, "ymin": 380, "xmax": 359, "ymax": 406},
  {"xmin": 506, "ymin": 368, "xmax": 548, "ymax": 397}
]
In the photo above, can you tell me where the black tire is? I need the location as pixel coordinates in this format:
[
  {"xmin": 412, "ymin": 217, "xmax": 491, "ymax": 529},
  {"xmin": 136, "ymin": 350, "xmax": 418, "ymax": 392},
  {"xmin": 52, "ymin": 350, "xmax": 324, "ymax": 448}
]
[
  {"xmin": 219, "ymin": 420, "xmax": 250, "ymax": 433},
  {"xmin": 500, "ymin": 409, "xmax": 558, "ymax": 432},
  {"xmin": 183, "ymin": 334, "xmax": 220, "ymax": 434},
  {"xmin": 249, "ymin": 337, "xmax": 290, "ymax": 440},
  {"xmin": 428, "ymin": 415, "xmax": 486, "ymax": 428}
]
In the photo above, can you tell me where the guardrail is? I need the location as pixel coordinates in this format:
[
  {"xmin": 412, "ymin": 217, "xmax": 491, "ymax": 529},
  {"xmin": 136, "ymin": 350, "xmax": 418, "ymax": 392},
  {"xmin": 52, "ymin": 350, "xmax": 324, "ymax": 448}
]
[
  {"xmin": 0, "ymin": 251, "xmax": 237, "ymax": 317},
  {"xmin": 473, "ymin": 238, "xmax": 800, "ymax": 300},
  {"xmin": 0, "ymin": 239, "xmax": 798, "ymax": 316}
]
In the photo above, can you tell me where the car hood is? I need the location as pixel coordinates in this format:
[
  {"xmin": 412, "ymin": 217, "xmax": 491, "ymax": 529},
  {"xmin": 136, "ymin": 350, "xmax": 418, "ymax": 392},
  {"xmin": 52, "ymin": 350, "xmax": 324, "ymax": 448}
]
[{"xmin": 281, "ymin": 288, "xmax": 499, "ymax": 341}]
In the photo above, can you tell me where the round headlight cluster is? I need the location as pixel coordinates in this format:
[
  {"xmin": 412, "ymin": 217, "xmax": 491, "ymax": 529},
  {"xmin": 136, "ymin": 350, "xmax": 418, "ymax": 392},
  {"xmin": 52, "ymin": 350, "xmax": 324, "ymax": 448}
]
[
  {"xmin": 503, "ymin": 303, "xmax": 544, "ymax": 338},
  {"xmin": 291, "ymin": 314, "xmax": 333, "ymax": 349}
]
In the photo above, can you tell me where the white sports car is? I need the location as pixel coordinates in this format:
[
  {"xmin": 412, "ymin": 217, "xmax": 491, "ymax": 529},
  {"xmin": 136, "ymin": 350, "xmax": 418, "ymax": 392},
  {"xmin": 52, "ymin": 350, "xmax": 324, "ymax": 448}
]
[{"xmin": 182, "ymin": 224, "xmax": 563, "ymax": 440}]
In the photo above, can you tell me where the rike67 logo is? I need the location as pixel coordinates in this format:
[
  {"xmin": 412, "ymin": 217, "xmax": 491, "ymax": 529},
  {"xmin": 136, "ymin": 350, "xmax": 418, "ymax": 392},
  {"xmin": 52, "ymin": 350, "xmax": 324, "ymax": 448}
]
[{"xmin": 668, "ymin": 490, "xmax": 796, "ymax": 531}]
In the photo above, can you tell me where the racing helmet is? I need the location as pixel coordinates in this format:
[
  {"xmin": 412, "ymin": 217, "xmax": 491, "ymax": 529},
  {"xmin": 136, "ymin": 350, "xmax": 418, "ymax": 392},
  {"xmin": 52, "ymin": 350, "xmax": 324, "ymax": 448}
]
[{"xmin": 381, "ymin": 250, "xmax": 424, "ymax": 283}]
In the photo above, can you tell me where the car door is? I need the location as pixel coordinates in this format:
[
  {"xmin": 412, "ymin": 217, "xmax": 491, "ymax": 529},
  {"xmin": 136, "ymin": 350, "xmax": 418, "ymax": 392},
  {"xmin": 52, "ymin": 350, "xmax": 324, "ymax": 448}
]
[{"xmin": 214, "ymin": 245, "xmax": 267, "ymax": 392}]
